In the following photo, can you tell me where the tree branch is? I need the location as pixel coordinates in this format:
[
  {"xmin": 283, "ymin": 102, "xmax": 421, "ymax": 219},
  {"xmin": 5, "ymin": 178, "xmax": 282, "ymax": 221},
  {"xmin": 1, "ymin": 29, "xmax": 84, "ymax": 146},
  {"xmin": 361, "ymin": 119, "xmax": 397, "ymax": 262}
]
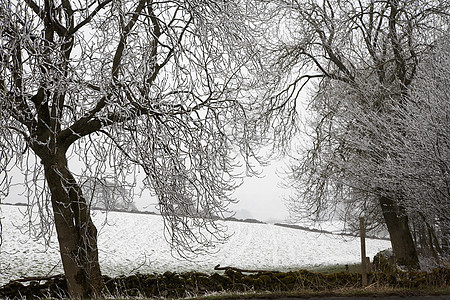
[
  {"xmin": 112, "ymin": 0, "xmax": 148, "ymax": 81},
  {"xmin": 214, "ymin": 264, "xmax": 280, "ymax": 273},
  {"xmin": 24, "ymin": 0, "xmax": 45, "ymax": 19},
  {"xmin": 69, "ymin": 0, "xmax": 114, "ymax": 35}
]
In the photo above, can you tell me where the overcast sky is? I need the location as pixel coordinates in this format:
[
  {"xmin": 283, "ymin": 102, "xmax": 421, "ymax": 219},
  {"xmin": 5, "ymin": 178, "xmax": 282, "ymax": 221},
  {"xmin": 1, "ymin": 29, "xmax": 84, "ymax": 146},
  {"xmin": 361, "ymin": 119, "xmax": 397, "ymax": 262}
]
[
  {"xmin": 3, "ymin": 159, "xmax": 291, "ymax": 223},
  {"xmin": 129, "ymin": 159, "xmax": 291, "ymax": 222},
  {"xmin": 230, "ymin": 162, "xmax": 290, "ymax": 222}
]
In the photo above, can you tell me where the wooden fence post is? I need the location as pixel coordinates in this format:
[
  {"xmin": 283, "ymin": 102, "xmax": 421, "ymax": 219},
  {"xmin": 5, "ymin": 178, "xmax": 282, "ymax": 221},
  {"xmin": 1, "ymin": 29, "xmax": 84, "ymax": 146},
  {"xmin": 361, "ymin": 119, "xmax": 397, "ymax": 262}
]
[{"xmin": 360, "ymin": 217, "xmax": 368, "ymax": 286}]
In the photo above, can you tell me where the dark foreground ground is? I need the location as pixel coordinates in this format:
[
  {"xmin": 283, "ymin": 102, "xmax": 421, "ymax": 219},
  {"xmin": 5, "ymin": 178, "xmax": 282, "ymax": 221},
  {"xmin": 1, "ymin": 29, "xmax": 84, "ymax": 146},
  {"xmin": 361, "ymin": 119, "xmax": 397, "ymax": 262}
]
[
  {"xmin": 1, "ymin": 267, "xmax": 449, "ymax": 299},
  {"xmin": 252, "ymin": 297, "xmax": 450, "ymax": 300}
]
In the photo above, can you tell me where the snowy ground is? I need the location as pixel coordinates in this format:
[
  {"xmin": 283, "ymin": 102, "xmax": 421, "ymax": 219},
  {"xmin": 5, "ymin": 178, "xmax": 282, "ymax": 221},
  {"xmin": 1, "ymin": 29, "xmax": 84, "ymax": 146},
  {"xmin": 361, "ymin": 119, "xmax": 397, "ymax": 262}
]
[{"xmin": 0, "ymin": 205, "xmax": 391, "ymax": 286}]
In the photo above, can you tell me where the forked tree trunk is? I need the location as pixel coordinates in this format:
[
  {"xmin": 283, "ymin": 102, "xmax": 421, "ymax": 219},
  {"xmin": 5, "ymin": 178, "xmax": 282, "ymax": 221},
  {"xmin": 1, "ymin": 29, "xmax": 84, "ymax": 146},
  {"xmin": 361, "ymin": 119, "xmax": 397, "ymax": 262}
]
[
  {"xmin": 379, "ymin": 196, "xmax": 420, "ymax": 269},
  {"xmin": 42, "ymin": 153, "xmax": 105, "ymax": 298}
]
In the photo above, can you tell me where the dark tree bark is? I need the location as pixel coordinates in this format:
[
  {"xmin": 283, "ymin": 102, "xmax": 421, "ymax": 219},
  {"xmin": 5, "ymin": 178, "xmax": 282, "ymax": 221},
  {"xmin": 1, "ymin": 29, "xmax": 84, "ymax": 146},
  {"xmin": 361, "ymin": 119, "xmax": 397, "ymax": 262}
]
[
  {"xmin": 380, "ymin": 196, "xmax": 420, "ymax": 269},
  {"xmin": 40, "ymin": 150, "xmax": 104, "ymax": 298}
]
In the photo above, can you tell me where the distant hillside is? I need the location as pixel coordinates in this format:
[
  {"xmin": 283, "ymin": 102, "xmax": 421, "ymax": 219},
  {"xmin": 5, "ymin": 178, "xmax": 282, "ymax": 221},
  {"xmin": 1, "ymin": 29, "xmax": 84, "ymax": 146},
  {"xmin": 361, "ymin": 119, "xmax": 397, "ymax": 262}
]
[
  {"xmin": 274, "ymin": 223, "xmax": 334, "ymax": 234},
  {"xmin": 224, "ymin": 216, "xmax": 265, "ymax": 224},
  {"xmin": 0, "ymin": 203, "xmax": 264, "ymax": 224}
]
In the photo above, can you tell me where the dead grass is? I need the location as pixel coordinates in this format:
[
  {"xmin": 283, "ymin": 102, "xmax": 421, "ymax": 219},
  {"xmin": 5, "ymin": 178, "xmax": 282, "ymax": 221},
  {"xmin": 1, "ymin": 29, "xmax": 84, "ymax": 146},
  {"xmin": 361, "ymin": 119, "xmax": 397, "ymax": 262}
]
[{"xmin": 186, "ymin": 286, "xmax": 450, "ymax": 300}]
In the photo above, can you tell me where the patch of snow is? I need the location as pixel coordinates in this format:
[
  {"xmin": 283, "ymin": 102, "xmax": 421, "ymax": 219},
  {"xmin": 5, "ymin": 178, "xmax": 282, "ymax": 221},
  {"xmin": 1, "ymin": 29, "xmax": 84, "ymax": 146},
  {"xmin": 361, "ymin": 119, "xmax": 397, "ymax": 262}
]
[{"xmin": 0, "ymin": 205, "xmax": 391, "ymax": 286}]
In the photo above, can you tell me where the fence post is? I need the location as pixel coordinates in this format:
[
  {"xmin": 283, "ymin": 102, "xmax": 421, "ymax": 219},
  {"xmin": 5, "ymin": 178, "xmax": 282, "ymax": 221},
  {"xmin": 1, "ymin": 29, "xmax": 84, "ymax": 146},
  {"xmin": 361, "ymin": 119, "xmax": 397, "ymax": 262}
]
[{"xmin": 360, "ymin": 217, "xmax": 368, "ymax": 286}]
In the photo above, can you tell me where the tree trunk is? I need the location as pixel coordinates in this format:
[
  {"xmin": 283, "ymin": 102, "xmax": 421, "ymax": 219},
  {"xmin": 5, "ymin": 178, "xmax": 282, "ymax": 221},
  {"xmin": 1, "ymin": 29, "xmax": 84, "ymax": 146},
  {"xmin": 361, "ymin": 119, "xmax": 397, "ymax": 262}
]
[
  {"xmin": 42, "ymin": 153, "xmax": 105, "ymax": 298},
  {"xmin": 379, "ymin": 196, "xmax": 420, "ymax": 269}
]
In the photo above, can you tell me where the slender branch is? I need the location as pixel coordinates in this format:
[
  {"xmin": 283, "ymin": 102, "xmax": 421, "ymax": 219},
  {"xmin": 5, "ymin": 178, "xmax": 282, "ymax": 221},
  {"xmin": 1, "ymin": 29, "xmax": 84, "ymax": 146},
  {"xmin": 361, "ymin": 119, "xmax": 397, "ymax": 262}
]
[
  {"xmin": 112, "ymin": 0, "xmax": 147, "ymax": 81},
  {"xmin": 214, "ymin": 264, "xmax": 280, "ymax": 273},
  {"xmin": 388, "ymin": 0, "xmax": 407, "ymax": 86},
  {"xmin": 12, "ymin": 274, "xmax": 64, "ymax": 283},
  {"xmin": 24, "ymin": 0, "xmax": 45, "ymax": 19},
  {"xmin": 69, "ymin": 0, "xmax": 114, "ymax": 35}
]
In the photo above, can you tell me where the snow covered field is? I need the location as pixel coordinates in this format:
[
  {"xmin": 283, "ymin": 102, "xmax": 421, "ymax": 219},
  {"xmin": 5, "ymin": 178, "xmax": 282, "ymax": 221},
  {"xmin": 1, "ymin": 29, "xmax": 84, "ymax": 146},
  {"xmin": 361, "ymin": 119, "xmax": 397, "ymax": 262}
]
[{"xmin": 0, "ymin": 205, "xmax": 391, "ymax": 286}]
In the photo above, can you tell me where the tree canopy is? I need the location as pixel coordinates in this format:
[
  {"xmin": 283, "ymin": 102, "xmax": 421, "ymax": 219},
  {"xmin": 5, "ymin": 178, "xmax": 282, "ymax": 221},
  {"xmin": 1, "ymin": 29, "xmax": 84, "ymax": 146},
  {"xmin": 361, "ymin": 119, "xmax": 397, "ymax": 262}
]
[
  {"xmin": 0, "ymin": 0, "xmax": 268, "ymax": 296},
  {"xmin": 257, "ymin": 0, "xmax": 450, "ymax": 267}
]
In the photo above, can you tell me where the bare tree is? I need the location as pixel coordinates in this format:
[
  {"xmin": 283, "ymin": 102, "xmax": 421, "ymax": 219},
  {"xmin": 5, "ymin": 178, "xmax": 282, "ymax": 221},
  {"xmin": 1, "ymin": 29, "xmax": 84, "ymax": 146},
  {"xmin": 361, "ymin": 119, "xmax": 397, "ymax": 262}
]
[
  {"xmin": 256, "ymin": 0, "xmax": 450, "ymax": 269},
  {"xmin": 386, "ymin": 37, "xmax": 450, "ymax": 263},
  {"xmin": 0, "ymin": 0, "xmax": 264, "ymax": 297}
]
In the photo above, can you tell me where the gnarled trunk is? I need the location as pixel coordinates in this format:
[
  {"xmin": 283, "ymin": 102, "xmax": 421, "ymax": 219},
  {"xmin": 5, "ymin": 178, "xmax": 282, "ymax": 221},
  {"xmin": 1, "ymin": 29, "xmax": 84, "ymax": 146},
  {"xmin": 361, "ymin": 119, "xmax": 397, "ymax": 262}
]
[
  {"xmin": 42, "ymin": 153, "xmax": 104, "ymax": 298},
  {"xmin": 380, "ymin": 196, "xmax": 420, "ymax": 269}
]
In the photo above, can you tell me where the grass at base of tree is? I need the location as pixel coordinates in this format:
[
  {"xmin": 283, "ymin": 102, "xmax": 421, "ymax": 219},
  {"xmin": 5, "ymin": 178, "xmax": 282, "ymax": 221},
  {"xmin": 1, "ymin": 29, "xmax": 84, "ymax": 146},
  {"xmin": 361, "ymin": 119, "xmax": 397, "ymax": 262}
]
[{"xmin": 187, "ymin": 286, "xmax": 450, "ymax": 300}]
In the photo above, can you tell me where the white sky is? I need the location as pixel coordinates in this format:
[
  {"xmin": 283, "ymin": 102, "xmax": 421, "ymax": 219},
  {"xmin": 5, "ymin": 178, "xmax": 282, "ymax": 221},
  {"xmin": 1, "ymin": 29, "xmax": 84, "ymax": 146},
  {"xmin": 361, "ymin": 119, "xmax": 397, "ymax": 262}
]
[
  {"xmin": 230, "ymin": 162, "xmax": 290, "ymax": 222},
  {"xmin": 125, "ymin": 158, "xmax": 291, "ymax": 222},
  {"xmin": 3, "ymin": 158, "xmax": 291, "ymax": 222}
]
